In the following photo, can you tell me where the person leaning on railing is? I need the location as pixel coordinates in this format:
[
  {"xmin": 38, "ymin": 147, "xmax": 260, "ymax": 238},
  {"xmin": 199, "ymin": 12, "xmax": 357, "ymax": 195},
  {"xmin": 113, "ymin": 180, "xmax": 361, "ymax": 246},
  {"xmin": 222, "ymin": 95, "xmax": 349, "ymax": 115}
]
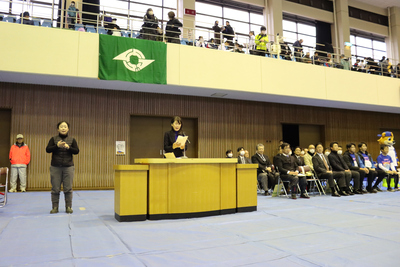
[
  {"xmin": 141, "ymin": 8, "xmax": 159, "ymax": 41},
  {"xmin": 254, "ymin": 26, "xmax": 269, "ymax": 57},
  {"xmin": 293, "ymin": 39, "xmax": 304, "ymax": 62},
  {"xmin": 165, "ymin": 11, "xmax": 182, "ymax": 44}
]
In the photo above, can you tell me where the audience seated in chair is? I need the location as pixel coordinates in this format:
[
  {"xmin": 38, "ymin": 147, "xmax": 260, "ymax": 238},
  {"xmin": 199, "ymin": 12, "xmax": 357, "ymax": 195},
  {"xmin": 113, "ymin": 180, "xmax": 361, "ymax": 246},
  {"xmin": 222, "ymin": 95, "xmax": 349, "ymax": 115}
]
[
  {"xmin": 251, "ymin": 143, "xmax": 277, "ymax": 196},
  {"xmin": 275, "ymin": 143, "xmax": 309, "ymax": 199},
  {"xmin": 343, "ymin": 143, "xmax": 370, "ymax": 193},
  {"xmin": 312, "ymin": 142, "xmax": 347, "ymax": 197},
  {"xmin": 357, "ymin": 142, "xmax": 386, "ymax": 192}
]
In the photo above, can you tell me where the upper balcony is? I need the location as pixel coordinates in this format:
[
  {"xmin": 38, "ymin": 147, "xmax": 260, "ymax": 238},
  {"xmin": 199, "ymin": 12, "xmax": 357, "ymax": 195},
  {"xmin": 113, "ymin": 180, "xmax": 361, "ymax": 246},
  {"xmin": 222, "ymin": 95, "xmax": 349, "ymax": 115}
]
[{"xmin": 0, "ymin": 20, "xmax": 399, "ymax": 114}]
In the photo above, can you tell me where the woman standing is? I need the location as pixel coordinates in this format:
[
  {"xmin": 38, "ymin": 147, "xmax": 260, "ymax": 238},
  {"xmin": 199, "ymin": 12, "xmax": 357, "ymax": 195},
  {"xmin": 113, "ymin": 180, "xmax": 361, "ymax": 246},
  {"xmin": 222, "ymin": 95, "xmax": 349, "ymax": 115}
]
[
  {"xmin": 141, "ymin": 8, "xmax": 159, "ymax": 41},
  {"xmin": 164, "ymin": 116, "xmax": 187, "ymax": 158},
  {"xmin": 46, "ymin": 121, "xmax": 79, "ymax": 214}
]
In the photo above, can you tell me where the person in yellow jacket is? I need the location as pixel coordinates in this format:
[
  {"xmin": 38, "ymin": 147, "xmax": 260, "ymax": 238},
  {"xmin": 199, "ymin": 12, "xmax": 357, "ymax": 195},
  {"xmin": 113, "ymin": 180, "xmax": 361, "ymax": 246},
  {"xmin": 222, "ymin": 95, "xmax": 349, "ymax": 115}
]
[
  {"xmin": 9, "ymin": 134, "xmax": 31, "ymax": 192},
  {"xmin": 255, "ymin": 26, "xmax": 269, "ymax": 57}
]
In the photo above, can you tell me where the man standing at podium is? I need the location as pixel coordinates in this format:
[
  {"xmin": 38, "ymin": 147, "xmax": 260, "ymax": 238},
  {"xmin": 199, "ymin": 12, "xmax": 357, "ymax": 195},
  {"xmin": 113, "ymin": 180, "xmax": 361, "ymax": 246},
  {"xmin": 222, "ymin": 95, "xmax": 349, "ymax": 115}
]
[{"xmin": 164, "ymin": 116, "xmax": 188, "ymax": 158}]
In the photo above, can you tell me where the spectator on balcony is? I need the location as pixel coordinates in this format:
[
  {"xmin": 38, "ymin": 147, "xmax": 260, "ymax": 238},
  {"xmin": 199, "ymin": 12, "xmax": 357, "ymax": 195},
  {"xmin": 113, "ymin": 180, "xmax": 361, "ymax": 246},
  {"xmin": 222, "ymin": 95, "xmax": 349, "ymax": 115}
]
[
  {"xmin": 353, "ymin": 59, "xmax": 361, "ymax": 71},
  {"xmin": 311, "ymin": 51, "xmax": 320, "ymax": 65},
  {"xmin": 196, "ymin": 36, "xmax": 206, "ymax": 48},
  {"xmin": 255, "ymin": 26, "xmax": 269, "ymax": 57},
  {"xmin": 155, "ymin": 27, "xmax": 164, "ymax": 42},
  {"xmin": 22, "ymin": 11, "xmax": 34, "ymax": 26},
  {"xmin": 165, "ymin": 11, "xmax": 182, "ymax": 44},
  {"xmin": 384, "ymin": 58, "xmax": 392, "ymax": 77},
  {"xmin": 248, "ymin": 31, "xmax": 255, "ymax": 54},
  {"xmin": 142, "ymin": 8, "xmax": 159, "ymax": 41},
  {"xmin": 234, "ymin": 42, "xmax": 245, "ymax": 53},
  {"xmin": 222, "ymin": 21, "xmax": 234, "ymax": 46},
  {"xmin": 107, "ymin": 18, "xmax": 120, "ymax": 35},
  {"xmin": 366, "ymin": 57, "xmax": 379, "ymax": 75},
  {"xmin": 303, "ymin": 52, "xmax": 312, "ymax": 64},
  {"xmin": 280, "ymin": 41, "xmax": 292, "ymax": 60},
  {"xmin": 67, "ymin": 1, "xmax": 78, "ymax": 28},
  {"xmin": 212, "ymin": 21, "xmax": 222, "ymax": 45},
  {"xmin": 207, "ymin": 38, "xmax": 218, "ymax": 49},
  {"xmin": 219, "ymin": 39, "xmax": 232, "ymax": 51},
  {"xmin": 293, "ymin": 39, "xmax": 303, "ymax": 62},
  {"xmin": 340, "ymin": 54, "xmax": 350, "ymax": 70}
]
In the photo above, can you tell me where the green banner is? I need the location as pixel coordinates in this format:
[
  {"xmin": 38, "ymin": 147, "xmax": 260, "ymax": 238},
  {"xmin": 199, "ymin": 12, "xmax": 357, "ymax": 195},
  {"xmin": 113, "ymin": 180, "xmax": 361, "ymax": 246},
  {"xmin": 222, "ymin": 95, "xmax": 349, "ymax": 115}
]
[{"xmin": 99, "ymin": 35, "xmax": 167, "ymax": 84}]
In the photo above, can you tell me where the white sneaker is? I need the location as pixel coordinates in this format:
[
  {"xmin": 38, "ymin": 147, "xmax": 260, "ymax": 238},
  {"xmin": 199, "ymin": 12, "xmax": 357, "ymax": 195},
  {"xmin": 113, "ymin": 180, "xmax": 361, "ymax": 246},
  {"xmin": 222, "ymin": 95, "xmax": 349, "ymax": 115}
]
[
  {"xmin": 21, "ymin": 189, "xmax": 26, "ymax": 192},
  {"xmin": 9, "ymin": 188, "xmax": 17, "ymax": 192}
]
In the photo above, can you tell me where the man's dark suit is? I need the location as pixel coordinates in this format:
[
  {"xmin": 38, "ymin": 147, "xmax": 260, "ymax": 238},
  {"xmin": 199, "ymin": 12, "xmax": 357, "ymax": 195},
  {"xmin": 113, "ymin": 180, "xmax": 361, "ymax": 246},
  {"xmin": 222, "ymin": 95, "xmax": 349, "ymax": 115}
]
[
  {"xmin": 251, "ymin": 153, "xmax": 277, "ymax": 191},
  {"xmin": 329, "ymin": 151, "xmax": 361, "ymax": 190},
  {"xmin": 275, "ymin": 153, "xmax": 306, "ymax": 193},
  {"xmin": 312, "ymin": 153, "xmax": 345, "ymax": 188},
  {"xmin": 292, "ymin": 155, "xmax": 305, "ymax": 166}
]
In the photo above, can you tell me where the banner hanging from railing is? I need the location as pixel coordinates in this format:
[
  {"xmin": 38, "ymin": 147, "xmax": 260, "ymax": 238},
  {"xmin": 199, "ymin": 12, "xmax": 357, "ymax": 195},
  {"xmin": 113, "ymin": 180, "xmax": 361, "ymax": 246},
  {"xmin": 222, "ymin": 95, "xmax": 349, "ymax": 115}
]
[{"xmin": 98, "ymin": 35, "xmax": 167, "ymax": 84}]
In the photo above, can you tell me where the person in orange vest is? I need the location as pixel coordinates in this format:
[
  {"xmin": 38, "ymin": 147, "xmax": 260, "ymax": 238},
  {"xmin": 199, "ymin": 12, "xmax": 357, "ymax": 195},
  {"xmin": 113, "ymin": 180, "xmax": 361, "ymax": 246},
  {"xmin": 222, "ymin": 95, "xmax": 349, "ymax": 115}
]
[{"xmin": 9, "ymin": 134, "xmax": 31, "ymax": 192}]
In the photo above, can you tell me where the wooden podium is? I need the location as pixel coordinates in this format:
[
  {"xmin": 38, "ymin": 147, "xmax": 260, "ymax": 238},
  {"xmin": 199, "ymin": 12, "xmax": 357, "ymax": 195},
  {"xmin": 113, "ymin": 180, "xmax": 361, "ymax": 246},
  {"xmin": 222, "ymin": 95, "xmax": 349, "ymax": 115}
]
[{"xmin": 114, "ymin": 159, "xmax": 257, "ymax": 222}]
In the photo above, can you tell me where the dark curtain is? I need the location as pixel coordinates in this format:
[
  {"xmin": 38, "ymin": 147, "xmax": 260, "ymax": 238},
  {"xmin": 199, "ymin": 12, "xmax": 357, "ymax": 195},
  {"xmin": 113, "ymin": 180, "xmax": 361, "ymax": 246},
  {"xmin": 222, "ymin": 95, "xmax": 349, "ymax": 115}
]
[
  {"xmin": 82, "ymin": 0, "xmax": 100, "ymax": 26},
  {"xmin": 315, "ymin": 21, "xmax": 333, "ymax": 58}
]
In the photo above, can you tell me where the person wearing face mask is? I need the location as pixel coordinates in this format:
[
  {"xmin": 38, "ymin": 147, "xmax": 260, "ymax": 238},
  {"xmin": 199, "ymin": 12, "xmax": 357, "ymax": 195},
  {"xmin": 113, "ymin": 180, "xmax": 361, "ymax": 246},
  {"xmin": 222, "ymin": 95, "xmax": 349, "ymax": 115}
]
[
  {"xmin": 142, "ymin": 8, "xmax": 159, "ymax": 41},
  {"xmin": 237, "ymin": 147, "xmax": 247, "ymax": 164},
  {"xmin": 328, "ymin": 142, "xmax": 361, "ymax": 195},
  {"xmin": 275, "ymin": 143, "xmax": 309, "ymax": 199},
  {"xmin": 312, "ymin": 143, "xmax": 346, "ymax": 197},
  {"xmin": 303, "ymin": 144, "xmax": 315, "ymax": 172},
  {"xmin": 324, "ymin": 148, "xmax": 331, "ymax": 157},
  {"xmin": 226, "ymin": 150, "xmax": 233, "ymax": 158},
  {"xmin": 251, "ymin": 144, "xmax": 277, "ymax": 196},
  {"xmin": 164, "ymin": 116, "xmax": 187, "ymax": 158},
  {"xmin": 46, "ymin": 121, "xmax": 79, "ymax": 214},
  {"xmin": 67, "ymin": 1, "xmax": 79, "ymax": 29},
  {"xmin": 255, "ymin": 26, "xmax": 269, "ymax": 57}
]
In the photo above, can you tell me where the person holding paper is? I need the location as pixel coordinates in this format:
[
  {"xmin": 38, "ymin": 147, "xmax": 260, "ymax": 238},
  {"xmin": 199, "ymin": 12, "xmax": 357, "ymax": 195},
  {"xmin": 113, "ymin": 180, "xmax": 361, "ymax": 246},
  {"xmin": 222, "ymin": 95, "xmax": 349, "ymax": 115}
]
[{"xmin": 164, "ymin": 116, "xmax": 187, "ymax": 158}]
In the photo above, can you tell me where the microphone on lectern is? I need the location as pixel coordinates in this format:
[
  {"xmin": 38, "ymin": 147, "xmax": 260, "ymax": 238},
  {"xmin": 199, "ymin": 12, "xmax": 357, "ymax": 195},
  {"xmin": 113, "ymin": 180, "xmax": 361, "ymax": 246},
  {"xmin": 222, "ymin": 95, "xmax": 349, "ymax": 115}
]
[{"xmin": 183, "ymin": 132, "xmax": 191, "ymax": 144}]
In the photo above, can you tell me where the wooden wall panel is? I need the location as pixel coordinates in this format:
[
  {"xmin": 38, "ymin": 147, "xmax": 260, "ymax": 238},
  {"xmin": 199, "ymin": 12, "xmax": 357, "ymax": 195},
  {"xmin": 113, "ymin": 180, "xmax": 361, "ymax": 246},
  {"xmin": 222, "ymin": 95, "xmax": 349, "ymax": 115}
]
[{"xmin": 1, "ymin": 82, "xmax": 400, "ymax": 190}]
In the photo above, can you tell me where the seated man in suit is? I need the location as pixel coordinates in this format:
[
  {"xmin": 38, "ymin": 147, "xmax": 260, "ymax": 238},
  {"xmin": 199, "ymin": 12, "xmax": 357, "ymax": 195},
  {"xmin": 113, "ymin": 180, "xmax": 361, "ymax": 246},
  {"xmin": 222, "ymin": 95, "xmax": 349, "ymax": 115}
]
[
  {"xmin": 292, "ymin": 146, "xmax": 305, "ymax": 166},
  {"xmin": 237, "ymin": 147, "xmax": 248, "ymax": 164},
  {"xmin": 251, "ymin": 143, "xmax": 277, "ymax": 196},
  {"xmin": 343, "ymin": 143, "xmax": 369, "ymax": 193},
  {"xmin": 328, "ymin": 142, "xmax": 361, "ymax": 195},
  {"xmin": 275, "ymin": 143, "xmax": 309, "ymax": 199},
  {"xmin": 312, "ymin": 143, "xmax": 346, "ymax": 197},
  {"xmin": 357, "ymin": 142, "xmax": 386, "ymax": 193}
]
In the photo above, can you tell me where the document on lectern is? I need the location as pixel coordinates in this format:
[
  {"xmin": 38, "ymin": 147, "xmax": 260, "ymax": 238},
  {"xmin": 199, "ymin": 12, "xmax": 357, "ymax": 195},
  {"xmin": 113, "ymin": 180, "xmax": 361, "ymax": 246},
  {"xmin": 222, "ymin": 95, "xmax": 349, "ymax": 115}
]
[{"xmin": 176, "ymin": 136, "xmax": 188, "ymax": 145}]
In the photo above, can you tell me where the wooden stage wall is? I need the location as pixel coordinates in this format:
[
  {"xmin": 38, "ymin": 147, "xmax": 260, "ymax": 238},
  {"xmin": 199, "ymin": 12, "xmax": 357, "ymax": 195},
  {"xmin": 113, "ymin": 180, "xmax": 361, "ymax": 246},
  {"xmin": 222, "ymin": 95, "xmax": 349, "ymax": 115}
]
[{"xmin": 1, "ymin": 82, "xmax": 399, "ymax": 190}]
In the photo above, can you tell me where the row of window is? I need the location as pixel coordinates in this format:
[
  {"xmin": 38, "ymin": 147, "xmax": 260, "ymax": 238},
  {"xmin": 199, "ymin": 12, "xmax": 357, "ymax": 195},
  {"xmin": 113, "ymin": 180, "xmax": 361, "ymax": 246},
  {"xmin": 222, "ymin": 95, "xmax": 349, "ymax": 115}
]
[{"xmin": 0, "ymin": 0, "xmax": 388, "ymax": 62}]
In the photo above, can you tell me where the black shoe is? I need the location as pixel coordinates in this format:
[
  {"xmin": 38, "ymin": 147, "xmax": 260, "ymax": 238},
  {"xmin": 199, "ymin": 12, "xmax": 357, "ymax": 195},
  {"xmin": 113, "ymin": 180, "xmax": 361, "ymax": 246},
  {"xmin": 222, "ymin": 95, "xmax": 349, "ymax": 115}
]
[
  {"xmin": 331, "ymin": 191, "xmax": 341, "ymax": 197},
  {"xmin": 50, "ymin": 207, "xmax": 59, "ymax": 214},
  {"xmin": 300, "ymin": 193, "xmax": 310, "ymax": 199},
  {"xmin": 394, "ymin": 188, "xmax": 400, "ymax": 191},
  {"xmin": 368, "ymin": 188, "xmax": 378, "ymax": 193},
  {"xmin": 354, "ymin": 190, "xmax": 363, "ymax": 194},
  {"xmin": 361, "ymin": 189, "xmax": 368, "ymax": 194},
  {"xmin": 264, "ymin": 191, "xmax": 271, "ymax": 196},
  {"xmin": 339, "ymin": 191, "xmax": 348, "ymax": 196},
  {"xmin": 373, "ymin": 186, "xmax": 382, "ymax": 192},
  {"xmin": 387, "ymin": 188, "xmax": 395, "ymax": 192},
  {"xmin": 346, "ymin": 190, "xmax": 355, "ymax": 195},
  {"xmin": 291, "ymin": 194, "xmax": 297, "ymax": 199}
]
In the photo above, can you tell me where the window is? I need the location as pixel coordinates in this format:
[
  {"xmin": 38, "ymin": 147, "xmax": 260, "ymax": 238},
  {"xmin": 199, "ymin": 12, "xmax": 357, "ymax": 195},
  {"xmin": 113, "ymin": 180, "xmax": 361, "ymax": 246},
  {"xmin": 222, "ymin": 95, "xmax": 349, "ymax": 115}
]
[
  {"xmin": 282, "ymin": 18, "xmax": 317, "ymax": 54},
  {"xmin": 350, "ymin": 31, "xmax": 387, "ymax": 62},
  {"xmin": 195, "ymin": 1, "xmax": 264, "ymax": 42}
]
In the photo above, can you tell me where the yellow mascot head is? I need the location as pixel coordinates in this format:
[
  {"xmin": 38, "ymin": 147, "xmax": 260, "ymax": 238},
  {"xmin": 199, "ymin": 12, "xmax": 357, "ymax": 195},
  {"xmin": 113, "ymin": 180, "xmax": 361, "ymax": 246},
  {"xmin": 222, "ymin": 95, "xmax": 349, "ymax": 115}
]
[{"xmin": 377, "ymin": 131, "xmax": 395, "ymax": 145}]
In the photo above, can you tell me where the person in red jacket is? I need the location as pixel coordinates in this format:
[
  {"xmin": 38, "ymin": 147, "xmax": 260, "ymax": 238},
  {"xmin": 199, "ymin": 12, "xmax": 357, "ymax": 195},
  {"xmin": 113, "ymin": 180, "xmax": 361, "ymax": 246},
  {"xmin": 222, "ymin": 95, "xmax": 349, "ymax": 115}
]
[{"xmin": 9, "ymin": 134, "xmax": 31, "ymax": 192}]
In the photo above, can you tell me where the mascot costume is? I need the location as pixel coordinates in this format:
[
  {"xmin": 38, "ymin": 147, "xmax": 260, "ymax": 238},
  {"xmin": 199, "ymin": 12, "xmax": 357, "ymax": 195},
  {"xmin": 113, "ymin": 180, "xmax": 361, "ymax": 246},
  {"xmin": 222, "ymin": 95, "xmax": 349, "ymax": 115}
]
[{"xmin": 377, "ymin": 131, "xmax": 399, "ymax": 188}]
